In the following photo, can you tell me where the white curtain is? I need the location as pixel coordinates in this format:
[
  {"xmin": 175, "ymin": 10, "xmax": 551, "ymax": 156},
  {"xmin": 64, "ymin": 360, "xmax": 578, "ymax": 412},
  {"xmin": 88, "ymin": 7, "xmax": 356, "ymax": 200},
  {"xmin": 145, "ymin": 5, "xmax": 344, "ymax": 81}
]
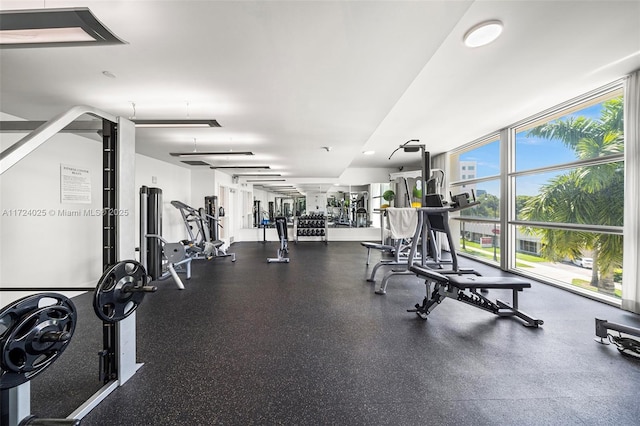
[
  {"xmin": 622, "ymin": 69, "xmax": 640, "ymax": 314},
  {"xmin": 431, "ymin": 153, "xmax": 447, "ymax": 190}
]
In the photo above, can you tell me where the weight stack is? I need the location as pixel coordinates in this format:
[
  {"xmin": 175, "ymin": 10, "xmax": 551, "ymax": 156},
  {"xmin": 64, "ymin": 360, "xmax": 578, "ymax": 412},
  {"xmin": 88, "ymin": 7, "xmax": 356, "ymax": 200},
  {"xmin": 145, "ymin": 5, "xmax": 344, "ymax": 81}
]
[
  {"xmin": 140, "ymin": 186, "xmax": 163, "ymax": 280},
  {"xmin": 148, "ymin": 187, "xmax": 163, "ymax": 280}
]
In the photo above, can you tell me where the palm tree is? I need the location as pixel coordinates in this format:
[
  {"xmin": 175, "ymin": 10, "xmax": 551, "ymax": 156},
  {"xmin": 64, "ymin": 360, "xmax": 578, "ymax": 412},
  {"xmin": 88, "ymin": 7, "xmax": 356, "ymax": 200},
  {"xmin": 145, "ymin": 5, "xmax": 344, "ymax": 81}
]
[{"xmin": 520, "ymin": 97, "xmax": 624, "ymax": 293}]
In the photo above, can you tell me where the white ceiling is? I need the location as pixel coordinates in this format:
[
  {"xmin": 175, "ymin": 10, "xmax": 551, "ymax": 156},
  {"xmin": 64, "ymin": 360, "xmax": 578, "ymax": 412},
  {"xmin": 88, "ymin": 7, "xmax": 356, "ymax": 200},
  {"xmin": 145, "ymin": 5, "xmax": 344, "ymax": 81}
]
[{"xmin": 1, "ymin": 0, "xmax": 639, "ymax": 193}]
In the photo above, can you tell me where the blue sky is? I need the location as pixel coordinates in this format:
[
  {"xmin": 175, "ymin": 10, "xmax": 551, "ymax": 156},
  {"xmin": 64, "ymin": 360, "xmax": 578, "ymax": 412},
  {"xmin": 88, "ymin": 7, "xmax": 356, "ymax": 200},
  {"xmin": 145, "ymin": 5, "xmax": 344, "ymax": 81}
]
[{"xmin": 459, "ymin": 103, "xmax": 605, "ymax": 197}]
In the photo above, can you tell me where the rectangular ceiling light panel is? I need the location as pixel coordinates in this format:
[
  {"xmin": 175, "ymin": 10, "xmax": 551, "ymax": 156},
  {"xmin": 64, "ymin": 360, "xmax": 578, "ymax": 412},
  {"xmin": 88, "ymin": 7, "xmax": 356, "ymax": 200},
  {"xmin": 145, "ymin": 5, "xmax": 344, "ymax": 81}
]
[
  {"xmin": 134, "ymin": 119, "xmax": 221, "ymax": 128},
  {"xmin": 0, "ymin": 7, "xmax": 126, "ymax": 48},
  {"xmin": 170, "ymin": 151, "xmax": 254, "ymax": 157},
  {"xmin": 211, "ymin": 166, "xmax": 271, "ymax": 169},
  {"xmin": 180, "ymin": 160, "xmax": 211, "ymax": 166},
  {"xmin": 234, "ymin": 174, "xmax": 282, "ymax": 177}
]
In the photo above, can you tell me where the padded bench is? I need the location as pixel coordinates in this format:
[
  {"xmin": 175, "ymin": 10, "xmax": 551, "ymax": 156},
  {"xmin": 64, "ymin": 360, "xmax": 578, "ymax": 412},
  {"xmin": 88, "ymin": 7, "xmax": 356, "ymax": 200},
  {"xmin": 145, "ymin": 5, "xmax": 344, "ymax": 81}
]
[
  {"xmin": 360, "ymin": 241, "xmax": 395, "ymax": 265},
  {"xmin": 408, "ymin": 265, "xmax": 543, "ymax": 327}
]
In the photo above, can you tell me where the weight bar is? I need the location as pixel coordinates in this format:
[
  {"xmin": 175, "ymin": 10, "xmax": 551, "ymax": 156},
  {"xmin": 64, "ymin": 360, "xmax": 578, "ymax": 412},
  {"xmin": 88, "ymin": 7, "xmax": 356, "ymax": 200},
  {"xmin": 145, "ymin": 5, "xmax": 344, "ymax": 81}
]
[
  {"xmin": 0, "ymin": 293, "xmax": 76, "ymax": 390},
  {"xmin": 93, "ymin": 260, "xmax": 157, "ymax": 323}
]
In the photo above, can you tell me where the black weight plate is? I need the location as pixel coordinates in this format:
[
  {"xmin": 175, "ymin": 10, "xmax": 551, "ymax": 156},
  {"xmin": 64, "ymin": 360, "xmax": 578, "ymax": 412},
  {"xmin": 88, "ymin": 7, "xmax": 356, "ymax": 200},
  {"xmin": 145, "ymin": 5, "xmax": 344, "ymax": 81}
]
[
  {"xmin": 0, "ymin": 293, "xmax": 75, "ymax": 343},
  {"xmin": 0, "ymin": 297, "xmax": 76, "ymax": 390},
  {"xmin": 93, "ymin": 260, "xmax": 148, "ymax": 323}
]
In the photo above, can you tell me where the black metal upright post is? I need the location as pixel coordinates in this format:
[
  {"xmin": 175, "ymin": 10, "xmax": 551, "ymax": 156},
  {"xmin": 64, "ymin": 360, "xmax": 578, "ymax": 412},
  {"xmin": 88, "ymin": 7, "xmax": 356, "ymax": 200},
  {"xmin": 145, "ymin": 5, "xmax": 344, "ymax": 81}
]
[
  {"xmin": 420, "ymin": 147, "xmax": 431, "ymax": 262},
  {"xmin": 101, "ymin": 119, "xmax": 118, "ymax": 383},
  {"xmin": 147, "ymin": 187, "xmax": 163, "ymax": 280},
  {"xmin": 1, "ymin": 389, "xmax": 9, "ymax": 426},
  {"xmin": 204, "ymin": 196, "xmax": 219, "ymax": 241},
  {"xmin": 422, "ymin": 147, "xmax": 430, "ymax": 207}
]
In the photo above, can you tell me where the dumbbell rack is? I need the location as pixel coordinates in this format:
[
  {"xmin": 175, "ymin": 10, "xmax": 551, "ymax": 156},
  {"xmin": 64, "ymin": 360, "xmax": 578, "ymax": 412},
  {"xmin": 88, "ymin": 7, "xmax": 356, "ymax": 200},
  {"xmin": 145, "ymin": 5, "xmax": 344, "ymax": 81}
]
[{"xmin": 294, "ymin": 214, "xmax": 328, "ymax": 244}]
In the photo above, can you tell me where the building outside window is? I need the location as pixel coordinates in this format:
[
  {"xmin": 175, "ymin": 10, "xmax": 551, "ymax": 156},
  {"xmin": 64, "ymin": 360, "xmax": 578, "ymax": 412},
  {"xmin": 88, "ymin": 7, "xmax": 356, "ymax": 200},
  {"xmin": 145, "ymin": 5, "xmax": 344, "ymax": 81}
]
[{"xmin": 450, "ymin": 139, "xmax": 501, "ymax": 265}]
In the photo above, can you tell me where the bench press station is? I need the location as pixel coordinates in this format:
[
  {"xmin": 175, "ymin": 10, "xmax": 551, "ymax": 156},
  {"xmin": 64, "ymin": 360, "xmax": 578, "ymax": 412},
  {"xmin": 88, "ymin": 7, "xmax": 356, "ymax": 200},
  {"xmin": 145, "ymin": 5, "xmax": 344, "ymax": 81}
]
[{"xmin": 405, "ymin": 195, "xmax": 543, "ymax": 327}]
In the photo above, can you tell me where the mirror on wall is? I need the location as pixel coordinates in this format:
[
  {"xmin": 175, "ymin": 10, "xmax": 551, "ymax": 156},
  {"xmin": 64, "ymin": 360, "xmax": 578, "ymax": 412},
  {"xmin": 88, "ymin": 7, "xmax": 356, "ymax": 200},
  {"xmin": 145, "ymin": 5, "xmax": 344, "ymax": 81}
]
[
  {"xmin": 245, "ymin": 183, "xmax": 396, "ymax": 229},
  {"xmin": 326, "ymin": 185, "xmax": 372, "ymax": 228}
]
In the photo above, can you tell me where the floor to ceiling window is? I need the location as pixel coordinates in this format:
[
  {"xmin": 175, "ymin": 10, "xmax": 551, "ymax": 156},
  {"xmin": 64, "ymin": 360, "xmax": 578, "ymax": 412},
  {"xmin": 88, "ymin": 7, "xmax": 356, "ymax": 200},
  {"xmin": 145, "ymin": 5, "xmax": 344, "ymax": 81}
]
[
  {"xmin": 448, "ymin": 84, "xmax": 625, "ymax": 303},
  {"xmin": 449, "ymin": 138, "xmax": 502, "ymax": 266},
  {"xmin": 511, "ymin": 89, "xmax": 624, "ymax": 300}
]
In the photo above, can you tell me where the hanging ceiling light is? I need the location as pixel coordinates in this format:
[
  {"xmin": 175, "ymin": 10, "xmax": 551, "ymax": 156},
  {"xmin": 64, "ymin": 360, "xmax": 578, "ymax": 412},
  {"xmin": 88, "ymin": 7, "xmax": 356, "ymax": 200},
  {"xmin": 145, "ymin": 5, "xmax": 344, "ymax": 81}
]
[
  {"xmin": 210, "ymin": 166, "xmax": 271, "ymax": 169},
  {"xmin": 463, "ymin": 20, "xmax": 503, "ymax": 48},
  {"xmin": 0, "ymin": 7, "xmax": 126, "ymax": 48},
  {"xmin": 133, "ymin": 119, "xmax": 221, "ymax": 128},
  {"xmin": 129, "ymin": 102, "xmax": 220, "ymax": 127},
  {"xmin": 170, "ymin": 151, "xmax": 254, "ymax": 157},
  {"xmin": 233, "ymin": 174, "xmax": 282, "ymax": 177}
]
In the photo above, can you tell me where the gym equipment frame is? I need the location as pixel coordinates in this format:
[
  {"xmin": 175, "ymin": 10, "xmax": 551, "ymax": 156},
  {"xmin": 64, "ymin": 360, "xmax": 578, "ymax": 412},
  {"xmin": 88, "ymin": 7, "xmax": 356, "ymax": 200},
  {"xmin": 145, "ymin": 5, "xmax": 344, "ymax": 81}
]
[
  {"xmin": 369, "ymin": 208, "xmax": 423, "ymax": 294},
  {"xmin": 407, "ymin": 264, "xmax": 543, "ymax": 327},
  {"xmin": 0, "ymin": 293, "xmax": 79, "ymax": 426},
  {"xmin": 374, "ymin": 193, "xmax": 479, "ymax": 295},
  {"xmin": 293, "ymin": 214, "xmax": 328, "ymax": 244},
  {"xmin": 267, "ymin": 217, "xmax": 290, "ymax": 263},
  {"xmin": 594, "ymin": 318, "xmax": 640, "ymax": 358},
  {"xmin": 1, "ymin": 105, "xmax": 145, "ymax": 423},
  {"xmin": 140, "ymin": 187, "xmax": 191, "ymax": 290},
  {"xmin": 405, "ymin": 202, "xmax": 543, "ymax": 327},
  {"xmin": 171, "ymin": 199, "xmax": 236, "ymax": 262}
]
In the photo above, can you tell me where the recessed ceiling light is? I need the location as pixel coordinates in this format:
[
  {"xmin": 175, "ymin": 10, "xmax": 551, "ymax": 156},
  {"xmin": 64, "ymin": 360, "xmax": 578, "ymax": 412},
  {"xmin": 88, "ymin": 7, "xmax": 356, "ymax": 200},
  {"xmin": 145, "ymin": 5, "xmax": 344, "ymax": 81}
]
[
  {"xmin": 363, "ymin": 150, "xmax": 375, "ymax": 155},
  {"xmin": 0, "ymin": 7, "xmax": 126, "ymax": 48},
  {"xmin": 463, "ymin": 20, "xmax": 503, "ymax": 48}
]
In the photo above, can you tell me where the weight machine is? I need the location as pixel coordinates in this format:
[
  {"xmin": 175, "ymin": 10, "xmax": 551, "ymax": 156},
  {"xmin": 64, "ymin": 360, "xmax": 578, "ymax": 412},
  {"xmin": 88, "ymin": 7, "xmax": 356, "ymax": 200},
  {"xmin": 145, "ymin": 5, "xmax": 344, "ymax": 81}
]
[
  {"xmin": 267, "ymin": 217, "xmax": 290, "ymax": 263},
  {"xmin": 139, "ymin": 188, "xmax": 192, "ymax": 290},
  {"xmin": 364, "ymin": 141, "xmax": 447, "ymax": 291},
  {"xmin": 360, "ymin": 139, "xmax": 444, "ymax": 288},
  {"xmin": 0, "ymin": 260, "xmax": 155, "ymax": 426},
  {"xmin": 0, "ymin": 105, "xmax": 154, "ymax": 424},
  {"xmin": 171, "ymin": 199, "xmax": 236, "ymax": 262},
  {"xmin": 366, "ymin": 208, "xmax": 420, "ymax": 292}
]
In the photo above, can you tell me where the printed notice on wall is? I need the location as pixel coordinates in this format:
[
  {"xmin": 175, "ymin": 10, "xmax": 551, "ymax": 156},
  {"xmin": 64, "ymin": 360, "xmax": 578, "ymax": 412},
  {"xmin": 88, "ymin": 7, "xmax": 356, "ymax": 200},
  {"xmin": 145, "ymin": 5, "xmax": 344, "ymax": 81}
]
[{"xmin": 60, "ymin": 164, "xmax": 91, "ymax": 204}]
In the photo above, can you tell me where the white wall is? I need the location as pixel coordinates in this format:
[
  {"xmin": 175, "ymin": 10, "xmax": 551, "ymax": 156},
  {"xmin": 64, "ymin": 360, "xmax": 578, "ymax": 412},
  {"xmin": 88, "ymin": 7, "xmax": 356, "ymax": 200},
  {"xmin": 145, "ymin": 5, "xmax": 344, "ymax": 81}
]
[
  {"xmin": 190, "ymin": 169, "xmax": 216, "ymax": 209},
  {"xmin": 0, "ymin": 128, "xmax": 104, "ymax": 295},
  {"xmin": 338, "ymin": 167, "xmax": 396, "ymax": 185},
  {"xmin": 135, "ymin": 154, "xmax": 191, "ymax": 244}
]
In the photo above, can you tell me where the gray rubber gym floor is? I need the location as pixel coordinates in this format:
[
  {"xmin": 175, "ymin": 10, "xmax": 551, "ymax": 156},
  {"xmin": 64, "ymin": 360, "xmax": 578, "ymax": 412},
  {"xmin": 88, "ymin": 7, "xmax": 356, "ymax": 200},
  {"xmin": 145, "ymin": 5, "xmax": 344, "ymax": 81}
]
[{"xmin": 28, "ymin": 241, "xmax": 640, "ymax": 425}]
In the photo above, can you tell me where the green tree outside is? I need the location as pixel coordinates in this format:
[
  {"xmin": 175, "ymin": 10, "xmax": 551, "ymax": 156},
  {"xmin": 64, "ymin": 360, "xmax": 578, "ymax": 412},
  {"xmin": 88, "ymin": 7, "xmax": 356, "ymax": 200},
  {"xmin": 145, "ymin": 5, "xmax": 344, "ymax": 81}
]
[{"xmin": 520, "ymin": 97, "xmax": 624, "ymax": 294}]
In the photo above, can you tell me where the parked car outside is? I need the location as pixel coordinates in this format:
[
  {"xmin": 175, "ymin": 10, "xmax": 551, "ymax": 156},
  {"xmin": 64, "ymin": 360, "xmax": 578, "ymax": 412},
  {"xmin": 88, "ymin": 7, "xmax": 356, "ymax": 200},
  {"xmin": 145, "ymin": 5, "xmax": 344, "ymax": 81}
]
[{"xmin": 572, "ymin": 257, "xmax": 593, "ymax": 269}]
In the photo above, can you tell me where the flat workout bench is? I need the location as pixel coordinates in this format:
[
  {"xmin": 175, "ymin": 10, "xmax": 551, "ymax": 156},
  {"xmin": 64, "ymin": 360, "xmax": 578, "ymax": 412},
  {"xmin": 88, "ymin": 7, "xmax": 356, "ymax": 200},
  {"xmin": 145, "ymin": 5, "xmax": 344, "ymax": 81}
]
[
  {"xmin": 360, "ymin": 241, "xmax": 395, "ymax": 265},
  {"xmin": 409, "ymin": 264, "xmax": 543, "ymax": 327}
]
